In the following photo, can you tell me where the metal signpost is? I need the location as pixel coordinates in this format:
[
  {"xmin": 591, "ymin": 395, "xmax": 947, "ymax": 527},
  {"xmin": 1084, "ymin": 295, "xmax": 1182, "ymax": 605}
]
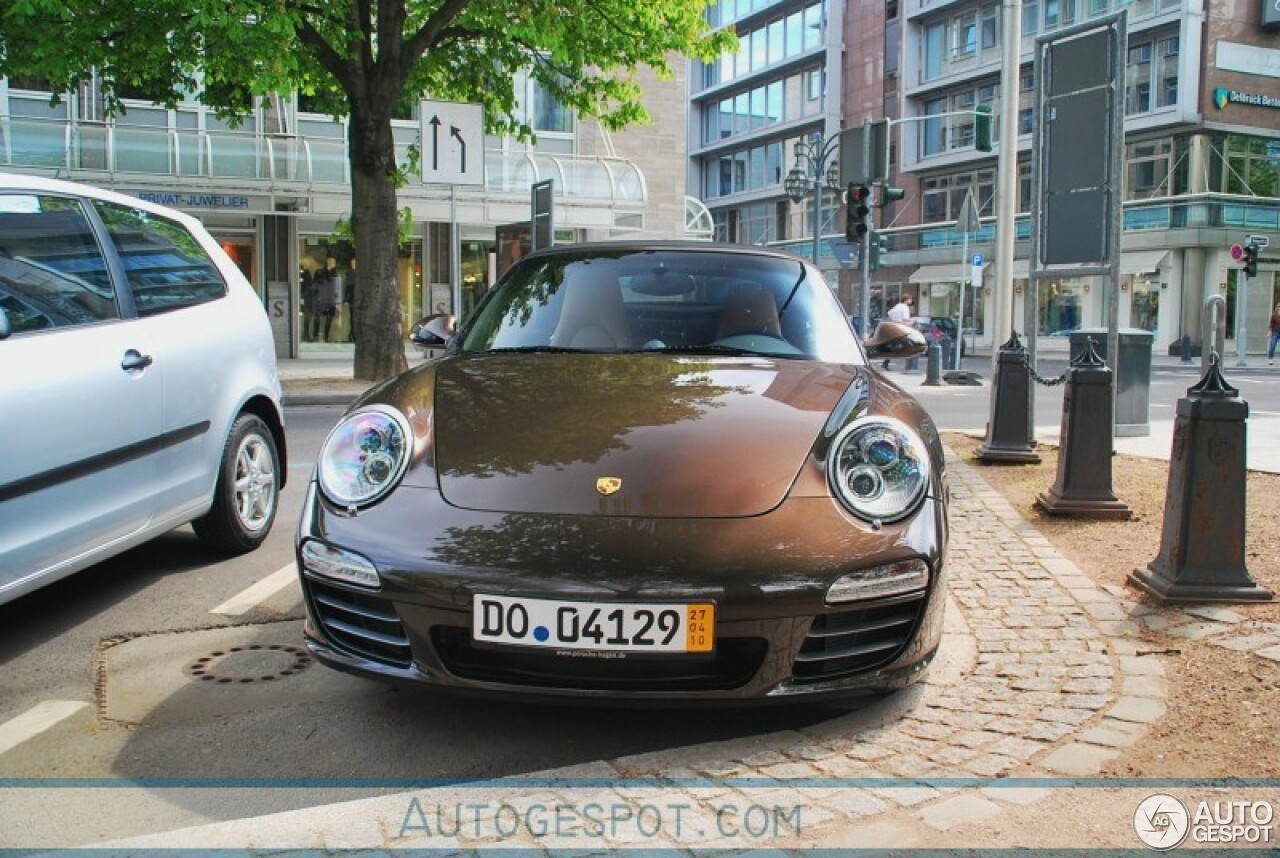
[
  {"xmin": 1026, "ymin": 13, "xmax": 1128, "ymax": 429},
  {"xmin": 956, "ymin": 189, "xmax": 982, "ymax": 371},
  {"xmin": 420, "ymin": 100, "xmax": 485, "ymax": 318},
  {"xmin": 531, "ymin": 179, "xmax": 554, "ymax": 252}
]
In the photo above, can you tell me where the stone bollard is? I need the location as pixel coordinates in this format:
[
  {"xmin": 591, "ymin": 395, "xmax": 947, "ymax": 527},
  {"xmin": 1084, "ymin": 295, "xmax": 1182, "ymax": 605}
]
[
  {"xmin": 923, "ymin": 340, "xmax": 943, "ymax": 386},
  {"xmin": 1180, "ymin": 335, "xmax": 1192, "ymax": 365},
  {"xmin": 975, "ymin": 332, "xmax": 1041, "ymax": 463},
  {"xmin": 1035, "ymin": 337, "xmax": 1132, "ymax": 519},
  {"xmin": 1128, "ymin": 354, "xmax": 1273, "ymax": 603}
]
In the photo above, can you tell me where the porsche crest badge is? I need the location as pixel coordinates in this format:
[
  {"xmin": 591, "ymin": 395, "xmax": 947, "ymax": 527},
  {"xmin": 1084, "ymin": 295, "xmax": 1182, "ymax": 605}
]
[{"xmin": 596, "ymin": 477, "xmax": 622, "ymax": 496}]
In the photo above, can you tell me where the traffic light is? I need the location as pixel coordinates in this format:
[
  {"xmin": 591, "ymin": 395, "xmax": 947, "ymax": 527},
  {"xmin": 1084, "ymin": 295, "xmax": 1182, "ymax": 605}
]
[
  {"xmin": 974, "ymin": 105, "xmax": 993, "ymax": 152},
  {"xmin": 1242, "ymin": 242, "xmax": 1259, "ymax": 278},
  {"xmin": 875, "ymin": 182, "xmax": 905, "ymax": 208},
  {"xmin": 868, "ymin": 230, "xmax": 889, "ymax": 271},
  {"xmin": 846, "ymin": 183, "xmax": 872, "ymax": 242}
]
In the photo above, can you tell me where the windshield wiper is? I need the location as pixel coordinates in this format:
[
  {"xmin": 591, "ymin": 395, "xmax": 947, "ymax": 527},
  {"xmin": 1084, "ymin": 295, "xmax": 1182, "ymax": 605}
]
[
  {"xmin": 646, "ymin": 344, "xmax": 761, "ymax": 357},
  {"xmin": 484, "ymin": 345, "xmax": 587, "ymax": 354}
]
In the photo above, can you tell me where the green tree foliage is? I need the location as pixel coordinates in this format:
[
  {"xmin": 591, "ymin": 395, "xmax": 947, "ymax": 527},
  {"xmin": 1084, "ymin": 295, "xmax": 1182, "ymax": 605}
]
[{"xmin": 0, "ymin": 0, "xmax": 735, "ymax": 380}]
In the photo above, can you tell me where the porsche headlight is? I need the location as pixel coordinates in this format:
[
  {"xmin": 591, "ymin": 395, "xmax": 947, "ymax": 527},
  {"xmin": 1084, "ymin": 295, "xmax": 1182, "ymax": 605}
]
[
  {"xmin": 317, "ymin": 405, "xmax": 413, "ymax": 508},
  {"xmin": 828, "ymin": 416, "xmax": 930, "ymax": 522}
]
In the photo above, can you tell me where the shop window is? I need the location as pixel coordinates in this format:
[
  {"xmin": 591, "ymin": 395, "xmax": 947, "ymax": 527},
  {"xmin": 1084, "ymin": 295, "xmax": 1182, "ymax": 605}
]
[
  {"xmin": 1129, "ymin": 277, "xmax": 1159, "ymax": 332},
  {"xmin": 1038, "ymin": 280, "xmax": 1083, "ymax": 336}
]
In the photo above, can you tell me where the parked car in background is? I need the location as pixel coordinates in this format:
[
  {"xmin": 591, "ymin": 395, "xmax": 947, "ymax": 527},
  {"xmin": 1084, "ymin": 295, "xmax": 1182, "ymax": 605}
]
[
  {"xmin": 298, "ymin": 242, "xmax": 946, "ymax": 703},
  {"xmin": 912, "ymin": 316, "xmax": 967, "ymax": 357},
  {"xmin": 0, "ymin": 174, "xmax": 287, "ymax": 606}
]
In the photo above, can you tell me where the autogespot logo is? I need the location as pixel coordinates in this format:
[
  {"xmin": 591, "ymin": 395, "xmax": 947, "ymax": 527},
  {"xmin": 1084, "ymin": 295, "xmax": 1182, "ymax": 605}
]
[{"xmin": 1135, "ymin": 794, "xmax": 1190, "ymax": 850}]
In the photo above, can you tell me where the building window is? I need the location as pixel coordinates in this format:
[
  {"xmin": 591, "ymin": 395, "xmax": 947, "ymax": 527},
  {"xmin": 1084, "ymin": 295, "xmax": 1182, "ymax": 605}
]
[
  {"xmin": 1023, "ymin": 0, "xmax": 1039, "ymax": 35},
  {"xmin": 923, "ymin": 98, "xmax": 947, "ymax": 157},
  {"xmin": 981, "ymin": 5, "xmax": 999, "ymax": 49},
  {"xmin": 924, "ymin": 22, "xmax": 946, "ymax": 81},
  {"xmin": 1157, "ymin": 36, "xmax": 1179, "ymax": 109},
  {"xmin": 1224, "ymin": 136, "xmax": 1280, "ymax": 197},
  {"xmin": 953, "ymin": 11, "xmax": 978, "ymax": 55}
]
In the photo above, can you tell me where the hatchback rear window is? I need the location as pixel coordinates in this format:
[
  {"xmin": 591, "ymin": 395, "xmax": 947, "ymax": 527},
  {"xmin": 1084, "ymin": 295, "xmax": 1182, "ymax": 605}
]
[{"xmin": 93, "ymin": 201, "xmax": 227, "ymax": 315}]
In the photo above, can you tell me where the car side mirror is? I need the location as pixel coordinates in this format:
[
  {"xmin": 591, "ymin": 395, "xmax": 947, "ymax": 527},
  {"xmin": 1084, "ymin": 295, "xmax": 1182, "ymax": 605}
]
[
  {"xmin": 0, "ymin": 306, "xmax": 10, "ymax": 340},
  {"xmin": 863, "ymin": 320, "xmax": 927, "ymax": 358}
]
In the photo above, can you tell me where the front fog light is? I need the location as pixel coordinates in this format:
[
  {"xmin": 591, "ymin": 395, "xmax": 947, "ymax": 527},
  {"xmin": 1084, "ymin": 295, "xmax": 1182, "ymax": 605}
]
[
  {"xmin": 827, "ymin": 559, "xmax": 929, "ymax": 604},
  {"xmin": 301, "ymin": 540, "xmax": 381, "ymax": 588}
]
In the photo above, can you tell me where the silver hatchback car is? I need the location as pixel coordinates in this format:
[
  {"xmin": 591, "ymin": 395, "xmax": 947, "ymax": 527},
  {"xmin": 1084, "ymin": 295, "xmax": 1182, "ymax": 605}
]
[{"xmin": 0, "ymin": 174, "xmax": 286, "ymax": 605}]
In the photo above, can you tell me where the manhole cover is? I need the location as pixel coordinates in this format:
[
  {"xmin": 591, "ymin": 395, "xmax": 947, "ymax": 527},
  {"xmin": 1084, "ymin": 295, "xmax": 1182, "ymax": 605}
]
[{"xmin": 183, "ymin": 644, "xmax": 312, "ymax": 684}]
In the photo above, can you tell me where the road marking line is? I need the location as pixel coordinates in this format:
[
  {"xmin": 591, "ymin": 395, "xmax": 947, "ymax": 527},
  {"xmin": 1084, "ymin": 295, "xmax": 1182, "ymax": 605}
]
[
  {"xmin": 0, "ymin": 701, "xmax": 90, "ymax": 756},
  {"xmin": 211, "ymin": 563, "xmax": 299, "ymax": 616}
]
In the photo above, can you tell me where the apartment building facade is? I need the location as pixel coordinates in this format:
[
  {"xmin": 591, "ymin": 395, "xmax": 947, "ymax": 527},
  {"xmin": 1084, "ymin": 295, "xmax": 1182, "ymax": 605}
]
[{"xmin": 690, "ymin": 0, "xmax": 1280, "ymax": 355}]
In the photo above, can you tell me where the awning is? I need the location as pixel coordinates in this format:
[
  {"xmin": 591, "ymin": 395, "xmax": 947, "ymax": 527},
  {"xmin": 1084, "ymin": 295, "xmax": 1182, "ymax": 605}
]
[
  {"xmin": 909, "ymin": 262, "xmax": 986, "ymax": 284},
  {"xmin": 1006, "ymin": 253, "xmax": 1166, "ymax": 279},
  {"xmin": 1120, "ymin": 250, "xmax": 1168, "ymax": 275}
]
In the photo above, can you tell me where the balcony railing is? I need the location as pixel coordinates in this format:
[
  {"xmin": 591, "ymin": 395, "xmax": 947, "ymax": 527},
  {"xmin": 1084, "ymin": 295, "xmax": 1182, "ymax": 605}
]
[
  {"xmin": 771, "ymin": 192, "xmax": 1279, "ymax": 262},
  {"xmin": 0, "ymin": 116, "xmax": 646, "ymax": 204}
]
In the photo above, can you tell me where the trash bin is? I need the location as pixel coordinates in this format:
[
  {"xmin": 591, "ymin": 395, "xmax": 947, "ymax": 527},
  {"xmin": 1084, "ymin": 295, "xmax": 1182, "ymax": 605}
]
[{"xmin": 1067, "ymin": 328, "xmax": 1154, "ymax": 437}]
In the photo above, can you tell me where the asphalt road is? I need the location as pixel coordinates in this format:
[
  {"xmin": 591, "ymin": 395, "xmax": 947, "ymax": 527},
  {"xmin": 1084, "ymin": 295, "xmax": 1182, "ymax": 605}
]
[
  {"xmin": 909, "ymin": 357, "xmax": 1280, "ymax": 436},
  {"xmin": 0, "ymin": 405, "xmax": 853, "ymax": 846}
]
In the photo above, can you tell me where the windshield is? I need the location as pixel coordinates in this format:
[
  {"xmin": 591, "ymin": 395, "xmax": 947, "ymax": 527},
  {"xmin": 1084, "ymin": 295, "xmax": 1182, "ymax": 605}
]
[{"xmin": 459, "ymin": 248, "xmax": 861, "ymax": 363}]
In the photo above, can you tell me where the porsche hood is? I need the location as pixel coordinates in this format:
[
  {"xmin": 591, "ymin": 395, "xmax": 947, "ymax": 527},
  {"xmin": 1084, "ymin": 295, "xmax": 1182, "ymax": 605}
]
[{"xmin": 430, "ymin": 354, "xmax": 856, "ymax": 518}]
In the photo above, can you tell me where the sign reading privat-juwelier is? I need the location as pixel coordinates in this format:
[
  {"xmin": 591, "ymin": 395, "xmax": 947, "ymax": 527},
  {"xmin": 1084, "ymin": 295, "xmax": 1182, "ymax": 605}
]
[{"xmin": 134, "ymin": 191, "xmax": 253, "ymax": 209}]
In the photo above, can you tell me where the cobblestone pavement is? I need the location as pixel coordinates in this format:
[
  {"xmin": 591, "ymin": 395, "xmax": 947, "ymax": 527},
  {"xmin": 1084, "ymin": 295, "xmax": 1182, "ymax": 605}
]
[{"xmin": 99, "ymin": 449, "xmax": 1275, "ymax": 851}]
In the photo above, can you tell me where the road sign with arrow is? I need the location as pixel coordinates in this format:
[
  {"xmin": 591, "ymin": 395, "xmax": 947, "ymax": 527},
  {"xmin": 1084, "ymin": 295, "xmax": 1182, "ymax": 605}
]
[{"xmin": 420, "ymin": 100, "xmax": 485, "ymax": 186}]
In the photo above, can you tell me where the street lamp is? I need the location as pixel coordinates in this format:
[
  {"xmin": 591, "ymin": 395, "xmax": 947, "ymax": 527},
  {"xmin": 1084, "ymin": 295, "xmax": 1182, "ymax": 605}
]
[{"xmin": 784, "ymin": 135, "xmax": 842, "ymax": 267}]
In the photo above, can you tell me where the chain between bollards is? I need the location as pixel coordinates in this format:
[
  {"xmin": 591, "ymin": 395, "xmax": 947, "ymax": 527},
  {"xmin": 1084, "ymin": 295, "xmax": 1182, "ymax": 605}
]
[{"xmin": 1019, "ymin": 352, "xmax": 1068, "ymax": 387}]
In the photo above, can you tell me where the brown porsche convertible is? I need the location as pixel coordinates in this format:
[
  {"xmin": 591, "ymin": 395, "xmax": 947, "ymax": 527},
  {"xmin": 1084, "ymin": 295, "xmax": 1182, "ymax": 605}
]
[{"xmin": 297, "ymin": 242, "xmax": 945, "ymax": 702}]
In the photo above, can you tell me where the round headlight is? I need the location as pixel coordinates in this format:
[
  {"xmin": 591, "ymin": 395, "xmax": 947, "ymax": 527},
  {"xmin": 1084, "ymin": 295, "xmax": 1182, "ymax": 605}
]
[
  {"xmin": 828, "ymin": 416, "xmax": 930, "ymax": 522},
  {"xmin": 317, "ymin": 405, "xmax": 413, "ymax": 508}
]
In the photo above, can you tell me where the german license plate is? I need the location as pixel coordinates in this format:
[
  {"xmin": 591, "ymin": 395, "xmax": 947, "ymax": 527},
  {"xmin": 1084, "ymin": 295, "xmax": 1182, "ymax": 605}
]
[{"xmin": 472, "ymin": 595, "xmax": 714, "ymax": 653}]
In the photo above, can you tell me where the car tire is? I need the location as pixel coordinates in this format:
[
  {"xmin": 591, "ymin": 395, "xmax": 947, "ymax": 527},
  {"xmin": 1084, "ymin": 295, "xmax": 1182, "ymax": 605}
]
[{"xmin": 194, "ymin": 413, "xmax": 280, "ymax": 555}]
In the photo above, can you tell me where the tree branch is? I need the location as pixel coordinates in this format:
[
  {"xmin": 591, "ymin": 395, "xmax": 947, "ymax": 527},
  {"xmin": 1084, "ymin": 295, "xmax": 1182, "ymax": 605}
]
[
  {"xmin": 400, "ymin": 0, "xmax": 472, "ymax": 78},
  {"xmin": 294, "ymin": 16, "xmax": 351, "ymax": 90}
]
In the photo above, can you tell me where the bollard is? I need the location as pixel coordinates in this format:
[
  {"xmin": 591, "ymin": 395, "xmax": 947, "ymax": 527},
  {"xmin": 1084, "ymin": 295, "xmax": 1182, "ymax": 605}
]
[
  {"xmin": 923, "ymin": 341, "xmax": 943, "ymax": 386},
  {"xmin": 1035, "ymin": 338, "xmax": 1132, "ymax": 519},
  {"xmin": 1128, "ymin": 354, "xmax": 1273, "ymax": 603},
  {"xmin": 1179, "ymin": 334, "xmax": 1192, "ymax": 365},
  {"xmin": 975, "ymin": 333, "xmax": 1041, "ymax": 463}
]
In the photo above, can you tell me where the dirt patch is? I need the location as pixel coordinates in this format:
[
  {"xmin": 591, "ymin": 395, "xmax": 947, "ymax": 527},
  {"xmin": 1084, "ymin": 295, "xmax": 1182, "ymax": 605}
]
[{"xmin": 944, "ymin": 432, "xmax": 1280, "ymax": 778}]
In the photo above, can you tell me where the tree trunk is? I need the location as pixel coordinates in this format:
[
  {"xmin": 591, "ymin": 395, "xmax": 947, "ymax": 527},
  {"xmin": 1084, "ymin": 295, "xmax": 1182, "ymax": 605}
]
[{"xmin": 349, "ymin": 110, "xmax": 409, "ymax": 382}]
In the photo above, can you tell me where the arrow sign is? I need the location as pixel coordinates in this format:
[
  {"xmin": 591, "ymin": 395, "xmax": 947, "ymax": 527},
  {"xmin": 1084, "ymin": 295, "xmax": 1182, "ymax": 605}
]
[
  {"xmin": 450, "ymin": 125, "xmax": 466, "ymax": 174},
  {"xmin": 420, "ymin": 100, "xmax": 484, "ymax": 186},
  {"xmin": 429, "ymin": 116, "xmax": 440, "ymax": 171}
]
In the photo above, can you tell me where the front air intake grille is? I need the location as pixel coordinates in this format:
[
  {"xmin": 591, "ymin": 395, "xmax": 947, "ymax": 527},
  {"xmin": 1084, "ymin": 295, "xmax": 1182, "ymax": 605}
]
[
  {"xmin": 792, "ymin": 590, "xmax": 926, "ymax": 683},
  {"xmin": 432, "ymin": 628, "xmax": 767, "ymax": 691},
  {"xmin": 305, "ymin": 578, "xmax": 412, "ymax": 668}
]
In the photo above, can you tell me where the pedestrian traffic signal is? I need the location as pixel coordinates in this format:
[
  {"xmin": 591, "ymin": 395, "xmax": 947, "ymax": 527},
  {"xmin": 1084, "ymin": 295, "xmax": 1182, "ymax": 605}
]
[
  {"xmin": 974, "ymin": 105, "xmax": 993, "ymax": 152},
  {"xmin": 875, "ymin": 182, "xmax": 905, "ymax": 208},
  {"xmin": 868, "ymin": 230, "xmax": 889, "ymax": 271},
  {"xmin": 1242, "ymin": 242, "xmax": 1259, "ymax": 278},
  {"xmin": 847, "ymin": 183, "xmax": 871, "ymax": 242}
]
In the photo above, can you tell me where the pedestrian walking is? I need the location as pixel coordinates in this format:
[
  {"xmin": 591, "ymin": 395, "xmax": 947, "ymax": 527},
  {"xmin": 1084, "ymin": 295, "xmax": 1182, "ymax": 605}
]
[
  {"xmin": 1269, "ymin": 302, "xmax": 1280, "ymax": 365},
  {"xmin": 882, "ymin": 295, "xmax": 913, "ymax": 369}
]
